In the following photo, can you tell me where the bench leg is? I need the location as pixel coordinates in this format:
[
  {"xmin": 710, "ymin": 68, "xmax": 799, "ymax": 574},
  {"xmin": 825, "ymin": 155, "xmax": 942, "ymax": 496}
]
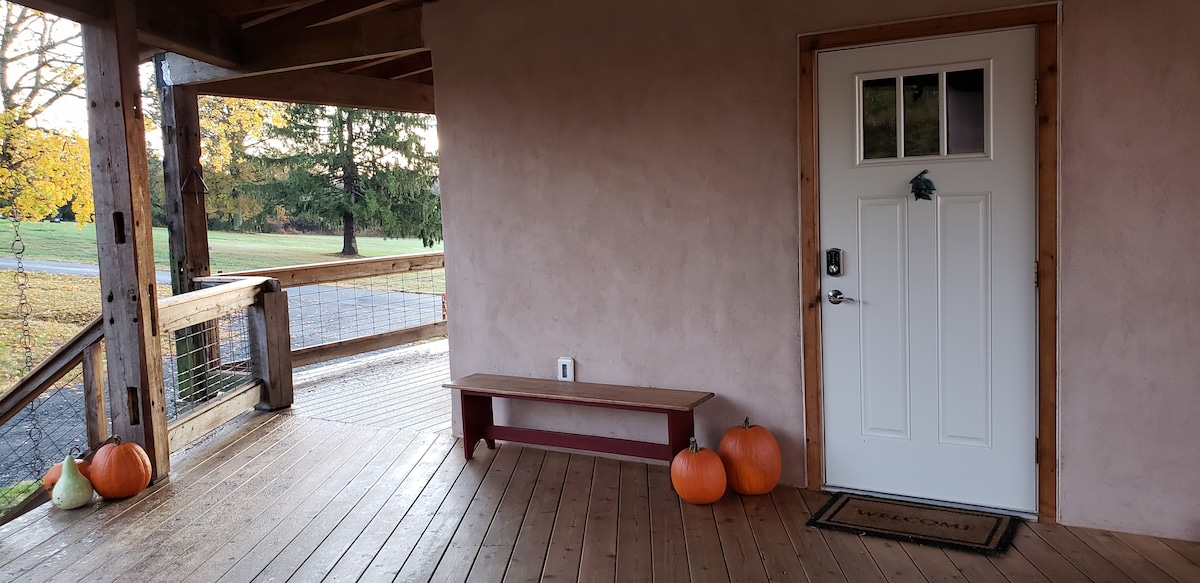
[
  {"xmin": 461, "ymin": 393, "xmax": 495, "ymax": 460},
  {"xmin": 666, "ymin": 410, "xmax": 694, "ymax": 458}
]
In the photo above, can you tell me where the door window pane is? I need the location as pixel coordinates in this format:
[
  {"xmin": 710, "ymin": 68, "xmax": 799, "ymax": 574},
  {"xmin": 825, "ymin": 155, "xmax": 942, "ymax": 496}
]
[
  {"xmin": 903, "ymin": 73, "xmax": 940, "ymax": 157},
  {"xmin": 946, "ymin": 68, "xmax": 986, "ymax": 154},
  {"xmin": 862, "ymin": 78, "xmax": 897, "ymax": 159}
]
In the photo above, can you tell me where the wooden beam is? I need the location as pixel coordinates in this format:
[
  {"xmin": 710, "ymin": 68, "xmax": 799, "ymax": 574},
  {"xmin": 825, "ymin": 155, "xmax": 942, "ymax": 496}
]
[
  {"xmin": 13, "ymin": 0, "xmax": 106, "ymax": 22},
  {"xmin": 194, "ymin": 68, "xmax": 434, "ymax": 113},
  {"xmin": 352, "ymin": 50, "xmax": 431, "ymax": 80},
  {"xmin": 248, "ymin": 284, "xmax": 293, "ymax": 411},
  {"xmin": 81, "ymin": 0, "xmax": 170, "ymax": 479},
  {"xmin": 82, "ymin": 340, "xmax": 109, "ymax": 449},
  {"xmin": 134, "ymin": 0, "xmax": 243, "ymax": 68},
  {"xmin": 242, "ymin": 4, "xmax": 423, "ymax": 73}
]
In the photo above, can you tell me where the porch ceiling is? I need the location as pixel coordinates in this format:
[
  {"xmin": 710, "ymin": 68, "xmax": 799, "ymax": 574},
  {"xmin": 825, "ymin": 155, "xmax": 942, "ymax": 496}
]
[{"xmin": 20, "ymin": 0, "xmax": 436, "ymax": 112}]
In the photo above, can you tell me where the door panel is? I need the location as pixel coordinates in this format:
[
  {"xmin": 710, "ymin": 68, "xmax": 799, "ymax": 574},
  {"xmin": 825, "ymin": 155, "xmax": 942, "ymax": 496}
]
[{"xmin": 818, "ymin": 28, "xmax": 1037, "ymax": 512}]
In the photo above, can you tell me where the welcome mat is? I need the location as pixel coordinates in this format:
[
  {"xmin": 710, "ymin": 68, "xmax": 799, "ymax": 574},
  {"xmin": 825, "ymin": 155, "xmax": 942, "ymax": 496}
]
[{"xmin": 806, "ymin": 492, "xmax": 1021, "ymax": 555}]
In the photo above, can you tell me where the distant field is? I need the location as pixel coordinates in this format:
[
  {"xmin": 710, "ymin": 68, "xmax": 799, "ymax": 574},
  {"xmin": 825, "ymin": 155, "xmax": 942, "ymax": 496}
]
[{"xmin": 9, "ymin": 222, "xmax": 444, "ymax": 273}]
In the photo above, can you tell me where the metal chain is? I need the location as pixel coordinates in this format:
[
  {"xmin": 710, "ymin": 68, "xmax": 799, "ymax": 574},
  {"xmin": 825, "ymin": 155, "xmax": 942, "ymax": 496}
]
[{"xmin": 10, "ymin": 210, "xmax": 34, "ymax": 372}]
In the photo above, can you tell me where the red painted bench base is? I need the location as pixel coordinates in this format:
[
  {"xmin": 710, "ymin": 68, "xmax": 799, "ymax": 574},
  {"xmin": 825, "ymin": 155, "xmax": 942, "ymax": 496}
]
[{"xmin": 459, "ymin": 391, "xmax": 697, "ymax": 462}]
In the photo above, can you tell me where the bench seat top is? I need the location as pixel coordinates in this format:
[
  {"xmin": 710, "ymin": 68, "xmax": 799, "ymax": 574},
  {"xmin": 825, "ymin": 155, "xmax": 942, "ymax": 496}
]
[{"xmin": 445, "ymin": 373, "xmax": 715, "ymax": 412}]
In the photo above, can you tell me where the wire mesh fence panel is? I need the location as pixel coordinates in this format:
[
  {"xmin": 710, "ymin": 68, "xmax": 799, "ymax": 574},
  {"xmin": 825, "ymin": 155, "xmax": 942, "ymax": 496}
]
[
  {"xmin": 286, "ymin": 267, "xmax": 446, "ymax": 351},
  {"xmin": 0, "ymin": 364, "xmax": 94, "ymax": 514},
  {"xmin": 161, "ymin": 307, "xmax": 255, "ymax": 422}
]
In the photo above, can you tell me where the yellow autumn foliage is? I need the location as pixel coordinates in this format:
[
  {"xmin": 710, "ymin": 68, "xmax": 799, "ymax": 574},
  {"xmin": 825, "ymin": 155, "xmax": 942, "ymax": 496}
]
[{"xmin": 0, "ymin": 109, "xmax": 92, "ymax": 223}]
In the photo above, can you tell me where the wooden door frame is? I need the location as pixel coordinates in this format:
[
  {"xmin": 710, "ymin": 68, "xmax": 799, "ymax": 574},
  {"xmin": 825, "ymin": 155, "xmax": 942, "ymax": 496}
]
[{"xmin": 799, "ymin": 3, "xmax": 1061, "ymax": 522}]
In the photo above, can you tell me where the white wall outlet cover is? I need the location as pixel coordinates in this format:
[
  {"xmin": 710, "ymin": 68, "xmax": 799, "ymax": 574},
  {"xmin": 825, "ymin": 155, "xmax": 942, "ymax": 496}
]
[{"xmin": 557, "ymin": 357, "xmax": 575, "ymax": 381}]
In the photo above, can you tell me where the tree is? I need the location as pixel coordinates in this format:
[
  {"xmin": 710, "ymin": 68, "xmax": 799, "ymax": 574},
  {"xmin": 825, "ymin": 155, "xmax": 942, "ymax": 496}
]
[
  {"xmin": 258, "ymin": 105, "xmax": 440, "ymax": 255},
  {"xmin": 0, "ymin": 1, "xmax": 90, "ymax": 223}
]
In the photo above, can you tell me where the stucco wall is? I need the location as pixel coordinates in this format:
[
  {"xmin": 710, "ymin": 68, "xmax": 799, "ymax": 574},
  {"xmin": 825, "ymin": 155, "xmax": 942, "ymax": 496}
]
[{"xmin": 425, "ymin": 0, "xmax": 1200, "ymax": 539}]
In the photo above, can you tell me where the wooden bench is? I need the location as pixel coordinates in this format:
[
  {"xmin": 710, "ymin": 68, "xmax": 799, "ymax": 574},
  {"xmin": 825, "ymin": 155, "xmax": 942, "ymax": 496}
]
[{"xmin": 444, "ymin": 373, "xmax": 715, "ymax": 462}]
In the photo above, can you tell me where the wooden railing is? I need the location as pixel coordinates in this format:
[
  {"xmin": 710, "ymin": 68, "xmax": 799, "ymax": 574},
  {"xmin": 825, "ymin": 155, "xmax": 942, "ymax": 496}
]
[
  {"xmin": 0, "ymin": 251, "xmax": 446, "ymax": 523},
  {"xmin": 0, "ymin": 276, "xmax": 291, "ymax": 524},
  {"xmin": 222, "ymin": 251, "xmax": 447, "ymax": 367}
]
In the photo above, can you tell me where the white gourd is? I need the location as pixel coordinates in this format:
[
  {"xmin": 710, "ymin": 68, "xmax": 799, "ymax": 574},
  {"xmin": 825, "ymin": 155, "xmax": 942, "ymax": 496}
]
[{"xmin": 51, "ymin": 455, "xmax": 94, "ymax": 510}]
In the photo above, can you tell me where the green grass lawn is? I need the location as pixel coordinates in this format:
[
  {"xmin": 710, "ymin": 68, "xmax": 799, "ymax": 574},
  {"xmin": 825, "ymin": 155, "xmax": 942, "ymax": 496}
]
[{"xmin": 9, "ymin": 222, "xmax": 443, "ymax": 273}]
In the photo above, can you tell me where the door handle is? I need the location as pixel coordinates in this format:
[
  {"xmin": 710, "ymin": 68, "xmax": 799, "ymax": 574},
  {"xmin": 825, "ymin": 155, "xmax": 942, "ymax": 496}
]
[{"xmin": 827, "ymin": 290, "xmax": 855, "ymax": 305}]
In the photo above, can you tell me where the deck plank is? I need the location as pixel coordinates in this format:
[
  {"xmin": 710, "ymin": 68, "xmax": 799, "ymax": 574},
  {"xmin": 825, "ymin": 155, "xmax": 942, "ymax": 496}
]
[
  {"xmin": 539, "ymin": 454, "xmax": 596, "ymax": 582},
  {"xmin": 680, "ymin": 495, "xmax": 730, "ymax": 583},
  {"xmin": 254, "ymin": 431, "xmax": 440, "ymax": 581},
  {"xmin": 1160, "ymin": 538, "xmax": 1200, "ymax": 567},
  {"xmin": 771, "ymin": 487, "xmax": 847, "ymax": 583},
  {"xmin": 646, "ymin": 464, "xmax": 688, "ymax": 583},
  {"xmin": 501, "ymin": 451, "xmax": 570, "ymax": 583},
  {"xmin": 18, "ymin": 416, "xmax": 322, "ymax": 582},
  {"xmin": 615, "ymin": 461, "xmax": 653, "ymax": 583},
  {"xmin": 1009, "ymin": 523, "xmax": 1092, "ymax": 583},
  {"xmin": 204, "ymin": 429, "xmax": 414, "ymax": 582},
  {"xmin": 1027, "ymin": 521, "xmax": 1135, "ymax": 583},
  {"xmin": 319, "ymin": 435, "xmax": 460, "ymax": 580},
  {"xmin": 901, "ymin": 542, "xmax": 968, "ymax": 583},
  {"xmin": 798, "ymin": 489, "xmax": 887, "ymax": 583},
  {"xmin": 426, "ymin": 444, "xmax": 525, "ymax": 582},
  {"xmin": 464, "ymin": 448, "xmax": 546, "ymax": 583},
  {"xmin": 941, "ymin": 549, "xmax": 1010, "ymax": 583},
  {"xmin": 1112, "ymin": 531, "xmax": 1200, "ymax": 583},
  {"xmin": 986, "ymin": 543, "xmax": 1052, "ymax": 583},
  {"xmin": 362, "ymin": 443, "xmax": 499, "ymax": 581},
  {"xmin": 92, "ymin": 424, "xmax": 373, "ymax": 582},
  {"xmin": 0, "ymin": 414, "xmax": 299, "ymax": 578},
  {"xmin": 712, "ymin": 494, "xmax": 769, "ymax": 582},
  {"xmin": 578, "ymin": 457, "xmax": 621, "ymax": 583},
  {"xmin": 741, "ymin": 491, "xmax": 810, "ymax": 582},
  {"xmin": 1069, "ymin": 527, "xmax": 1176, "ymax": 583},
  {"xmin": 860, "ymin": 538, "xmax": 925, "ymax": 582}
]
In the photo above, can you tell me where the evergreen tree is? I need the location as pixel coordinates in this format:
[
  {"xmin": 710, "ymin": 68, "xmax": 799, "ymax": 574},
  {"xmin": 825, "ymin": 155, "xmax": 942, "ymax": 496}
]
[{"xmin": 257, "ymin": 105, "xmax": 440, "ymax": 254}]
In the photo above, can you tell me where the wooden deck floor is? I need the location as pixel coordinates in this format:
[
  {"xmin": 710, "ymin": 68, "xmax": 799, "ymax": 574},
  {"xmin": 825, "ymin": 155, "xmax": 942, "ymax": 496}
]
[{"xmin": 2, "ymin": 411, "xmax": 1199, "ymax": 582}]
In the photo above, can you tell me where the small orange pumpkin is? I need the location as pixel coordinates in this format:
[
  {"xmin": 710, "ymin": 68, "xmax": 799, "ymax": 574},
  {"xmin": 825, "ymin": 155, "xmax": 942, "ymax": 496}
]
[
  {"xmin": 90, "ymin": 436, "xmax": 152, "ymax": 499},
  {"xmin": 717, "ymin": 418, "xmax": 782, "ymax": 495},
  {"xmin": 670, "ymin": 437, "xmax": 726, "ymax": 505},
  {"xmin": 42, "ymin": 459, "xmax": 92, "ymax": 491}
]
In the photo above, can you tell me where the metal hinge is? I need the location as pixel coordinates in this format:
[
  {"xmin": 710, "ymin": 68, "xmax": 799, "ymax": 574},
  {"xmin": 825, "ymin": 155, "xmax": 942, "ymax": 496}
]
[
  {"xmin": 1034, "ymin": 79, "xmax": 1039, "ymax": 106},
  {"xmin": 1034, "ymin": 260, "xmax": 1039, "ymax": 288}
]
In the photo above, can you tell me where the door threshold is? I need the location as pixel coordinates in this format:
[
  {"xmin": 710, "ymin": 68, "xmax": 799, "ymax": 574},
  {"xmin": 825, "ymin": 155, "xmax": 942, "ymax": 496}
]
[{"xmin": 822, "ymin": 485, "xmax": 1038, "ymax": 520}]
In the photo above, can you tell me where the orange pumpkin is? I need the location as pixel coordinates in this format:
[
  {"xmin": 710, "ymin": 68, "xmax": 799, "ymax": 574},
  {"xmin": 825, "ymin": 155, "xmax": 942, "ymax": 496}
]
[
  {"xmin": 90, "ymin": 436, "xmax": 152, "ymax": 499},
  {"xmin": 717, "ymin": 418, "xmax": 781, "ymax": 495},
  {"xmin": 42, "ymin": 459, "xmax": 92, "ymax": 491},
  {"xmin": 671, "ymin": 437, "xmax": 726, "ymax": 504}
]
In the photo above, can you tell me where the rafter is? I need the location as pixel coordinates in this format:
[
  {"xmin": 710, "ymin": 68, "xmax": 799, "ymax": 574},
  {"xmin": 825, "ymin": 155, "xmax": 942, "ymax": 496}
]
[
  {"xmin": 241, "ymin": 4, "xmax": 422, "ymax": 73},
  {"xmin": 349, "ymin": 49, "xmax": 430, "ymax": 79}
]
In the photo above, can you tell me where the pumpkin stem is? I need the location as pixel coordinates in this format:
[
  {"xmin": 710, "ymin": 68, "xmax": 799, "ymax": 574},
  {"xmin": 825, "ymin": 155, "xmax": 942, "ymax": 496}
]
[
  {"xmin": 742, "ymin": 417, "xmax": 751, "ymax": 429},
  {"xmin": 689, "ymin": 437, "xmax": 700, "ymax": 453}
]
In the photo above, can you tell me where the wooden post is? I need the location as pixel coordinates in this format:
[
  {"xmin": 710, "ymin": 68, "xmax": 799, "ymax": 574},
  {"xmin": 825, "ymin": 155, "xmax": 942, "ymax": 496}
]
[
  {"xmin": 157, "ymin": 63, "xmax": 215, "ymax": 403},
  {"xmin": 81, "ymin": 340, "xmax": 109, "ymax": 450},
  {"xmin": 81, "ymin": 0, "xmax": 170, "ymax": 479},
  {"xmin": 248, "ymin": 279, "xmax": 293, "ymax": 411},
  {"xmin": 157, "ymin": 68, "xmax": 210, "ymax": 292}
]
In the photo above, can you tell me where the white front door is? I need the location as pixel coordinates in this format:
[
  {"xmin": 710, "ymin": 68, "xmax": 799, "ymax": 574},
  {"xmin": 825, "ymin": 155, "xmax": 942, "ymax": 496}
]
[{"xmin": 818, "ymin": 28, "xmax": 1037, "ymax": 513}]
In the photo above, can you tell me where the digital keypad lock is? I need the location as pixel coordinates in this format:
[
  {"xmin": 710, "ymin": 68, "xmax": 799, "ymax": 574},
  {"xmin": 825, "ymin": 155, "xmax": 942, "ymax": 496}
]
[{"xmin": 826, "ymin": 248, "xmax": 843, "ymax": 277}]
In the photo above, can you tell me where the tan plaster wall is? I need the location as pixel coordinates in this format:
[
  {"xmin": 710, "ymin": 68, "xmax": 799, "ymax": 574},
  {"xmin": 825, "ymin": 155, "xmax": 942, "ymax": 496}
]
[{"xmin": 425, "ymin": 0, "xmax": 1200, "ymax": 539}]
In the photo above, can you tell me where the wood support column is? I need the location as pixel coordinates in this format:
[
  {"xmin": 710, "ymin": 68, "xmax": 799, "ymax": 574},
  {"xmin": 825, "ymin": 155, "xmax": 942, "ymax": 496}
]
[
  {"xmin": 81, "ymin": 0, "xmax": 170, "ymax": 479},
  {"xmin": 158, "ymin": 63, "xmax": 216, "ymax": 404},
  {"xmin": 249, "ymin": 279, "xmax": 293, "ymax": 411},
  {"xmin": 156, "ymin": 70, "xmax": 210, "ymax": 294}
]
